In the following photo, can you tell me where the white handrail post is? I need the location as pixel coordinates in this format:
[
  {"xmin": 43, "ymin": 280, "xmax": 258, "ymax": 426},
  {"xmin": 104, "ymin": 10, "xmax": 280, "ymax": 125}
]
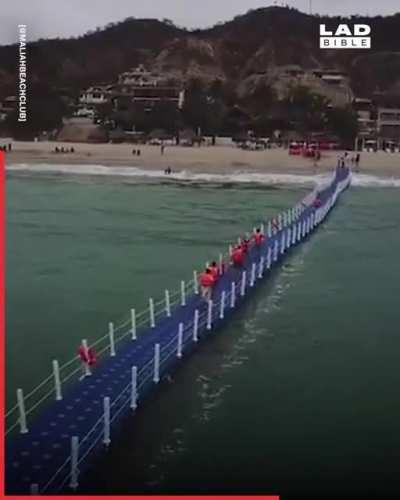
[
  {"xmin": 82, "ymin": 339, "xmax": 91, "ymax": 377},
  {"xmin": 250, "ymin": 263, "xmax": 256, "ymax": 287},
  {"xmin": 153, "ymin": 343, "xmax": 160, "ymax": 383},
  {"xmin": 109, "ymin": 322, "xmax": 116, "ymax": 357},
  {"xmin": 193, "ymin": 270, "xmax": 199, "ymax": 294},
  {"xmin": 131, "ymin": 308, "xmax": 137, "ymax": 340},
  {"xmin": 177, "ymin": 323, "xmax": 183, "ymax": 358},
  {"xmin": 280, "ymin": 232, "xmax": 285, "ymax": 255},
  {"xmin": 267, "ymin": 247, "xmax": 272, "ymax": 269},
  {"xmin": 230, "ymin": 282, "xmax": 236, "ymax": 308},
  {"xmin": 274, "ymin": 240, "xmax": 279, "ymax": 262},
  {"xmin": 292, "ymin": 224, "xmax": 296, "ymax": 245},
  {"xmin": 52, "ymin": 360, "xmax": 62, "ymax": 401},
  {"xmin": 30, "ymin": 484, "xmax": 39, "ymax": 495},
  {"xmin": 149, "ymin": 298, "xmax": 155, "ymax": 328},
  {"xmin": 69, "ymin": 436, "xmax": 79, "ymax": 490},
  {"xmin": 180, "ymin": 280, "xmax": 186, "ymax": 306},
  {"xmin": 267, "ymin": 221, "xmax": 272, "ymax": 238},
  {"xmin": 16, "ymin": 388, "xmax": 28, "ymax": 434},
  {"xmin": 219, "ymin": 253, "xmax": 223, "ymax": 275},
  {"xmin": 193, "ymin": 309, "xmax": 199, "ymax": 342},
  {"xmin": 258, "ymin": 256, "xmax": 264, "ymax": 278},
  {"xmin": 165, "ymin": 290, "xmax": 171, "ymax": 317},
  {"xmin": 240, "ymin": 271, "xmax": 246, "ymax": 297},
  {"xmin": 229, "ymin": 244, "xmax": 233, "ymax": 256},
  {"xmin": 103, "ymin": 396, "xmax": 111, "ymax": 446},
  {"xmin": 261, "ymin": 222, "xmax": 265, "ymax": 234},
  {"xmin": 286, "ymin": 228, "xmax": 291, "ymax": 249},
  {"xmin": 130, "ymin": 366, "xmax": 138, "ymax": 410},
  {"xmin": 206, "ymin": 300, "xmax": 213, "ymax": 330},
  {"xmin": 219, "ymin": 291, "xmax": 226, "ymax": 319}
]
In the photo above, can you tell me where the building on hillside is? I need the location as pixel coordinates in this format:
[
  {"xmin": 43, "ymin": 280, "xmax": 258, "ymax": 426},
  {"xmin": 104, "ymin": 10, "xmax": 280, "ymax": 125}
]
[
  {"xmin": 377, "ymin": 107, "xmax": 400, "ymax": 140},
  {"xmin": 111, "ymin": 86, "xmax": 185, "ymax": 110},
  {"xmin": 282, "ymin": 65, "xmax": 305, "ymax": 78},
  {"xmin": 353, "ymin": 98, "xmax": 376, "ymax": 137},
  {"xmin": 1, "ymin": 96, "xmax": 17, "ymax": 113},
  {"xmin": 73, "ymin": 106, "xmax": 96, "ymax": 119},
  {"xmin": 79, "ymin": 86, "xmax": 113, "ymax": 105},
  {"xmin": 312, "ymin": 69, "xmax": 348, "ymax": 85},
  {"xmin": 118, "ymin": 64, "xmax": 161, "ymax": 86}
]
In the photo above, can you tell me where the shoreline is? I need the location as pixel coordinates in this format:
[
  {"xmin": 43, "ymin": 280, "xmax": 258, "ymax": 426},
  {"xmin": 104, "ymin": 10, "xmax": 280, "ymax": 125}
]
[{"xmin": 3, "ymin": 140, "xmax": 400, "ymax": 179}]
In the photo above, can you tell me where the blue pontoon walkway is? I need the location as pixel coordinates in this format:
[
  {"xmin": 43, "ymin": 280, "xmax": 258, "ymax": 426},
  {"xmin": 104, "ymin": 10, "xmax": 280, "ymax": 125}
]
[{"xmin": 6, "ymin": 167, "xmax": 351, "ymax": 494}]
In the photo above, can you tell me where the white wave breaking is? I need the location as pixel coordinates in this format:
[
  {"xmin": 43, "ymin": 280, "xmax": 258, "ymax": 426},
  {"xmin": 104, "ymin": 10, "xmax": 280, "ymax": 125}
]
[
  {"xmin": 351, "ymin": 174, "xmax": 400, "ymax": 188},
  {"xmin": 6, "ymin": 163, "xmax": 400, "ymax": 188}
]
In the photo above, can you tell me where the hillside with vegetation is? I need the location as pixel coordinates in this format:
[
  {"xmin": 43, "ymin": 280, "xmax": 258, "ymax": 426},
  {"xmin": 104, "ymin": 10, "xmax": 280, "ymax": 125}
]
[{"xmin": 1, "ymin": 6, "xmax": 400, "ymax": 144}]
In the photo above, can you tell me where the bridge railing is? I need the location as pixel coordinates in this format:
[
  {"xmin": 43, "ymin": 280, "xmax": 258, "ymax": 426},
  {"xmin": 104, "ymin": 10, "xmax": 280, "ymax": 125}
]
[
  {"xmin": 6, "ymin": 191, "xmax": 315, "ymax": 437},
  {"xmin": 10, "ymin": 170, "xmax": 351, "ymax": 494},
  {"xmin": 39, "ymin": 271, "xmax": 248, "ymax": 493}
]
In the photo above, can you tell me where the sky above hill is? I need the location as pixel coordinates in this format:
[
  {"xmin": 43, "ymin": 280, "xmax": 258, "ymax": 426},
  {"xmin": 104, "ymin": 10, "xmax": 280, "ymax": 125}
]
[{"xmin": 1, "ymin": 0, "xmax": 399, "ymax": 45}]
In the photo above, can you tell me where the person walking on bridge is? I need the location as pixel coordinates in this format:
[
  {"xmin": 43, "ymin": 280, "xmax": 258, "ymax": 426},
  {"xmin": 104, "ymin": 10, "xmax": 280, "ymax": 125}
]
[
  {"xmin": 241, "ymin": 237, "xmax": 250, "ymax": 254},
  {"xmin": 231, "ymin": 245, "xmax": 245, "ymax": 267},
  {"xmin": 253, "ymin": 228, "xmax": 265, "ymax": 248},
  {"xmin": 208, "ymin": 261, "xmax": 220, "ymax": 281},
  {"xmin": 199, "ymin": 268, "xmax": 215, "ymax": 301}
]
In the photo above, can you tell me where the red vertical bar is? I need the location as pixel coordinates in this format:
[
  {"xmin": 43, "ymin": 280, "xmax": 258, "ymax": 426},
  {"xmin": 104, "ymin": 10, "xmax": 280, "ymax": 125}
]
[{"xmin": 0, "ymin": 150, "xmax": 5, "ymax": 496}]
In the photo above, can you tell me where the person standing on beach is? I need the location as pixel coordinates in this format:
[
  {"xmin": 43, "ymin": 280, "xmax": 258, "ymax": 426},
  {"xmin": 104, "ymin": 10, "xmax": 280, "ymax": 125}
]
[
  {"xmin": 161, "ymin": 144, "xmax": 165, "ymax": 155},
  {"xmin": 355, "ymin": 153, "xmax": 360, "ymax": 171}
]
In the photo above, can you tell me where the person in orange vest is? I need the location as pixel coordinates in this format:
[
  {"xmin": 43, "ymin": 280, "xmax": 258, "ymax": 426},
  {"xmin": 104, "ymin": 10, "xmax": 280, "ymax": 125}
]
[
  {"xmin": 208, "ymin": 261, "xmax": 219, "ymax": 281},
  {"xmin": 78, "ymin": 343, "xmax": 97, "ymax": 378},
  {"xmin": 199, "ymin": 268, "xmax": 215, "ymax": 300},
  {"xmin": 231, "ymin": 245, "xmax": 245, "ymax": 267},
  {"xmin": 241, "ymin": 237, "xmax": 250, "ymax": 254},
  {"xmin": 253, "ymin": 228, "xmax": 265, "ymax": 247}
]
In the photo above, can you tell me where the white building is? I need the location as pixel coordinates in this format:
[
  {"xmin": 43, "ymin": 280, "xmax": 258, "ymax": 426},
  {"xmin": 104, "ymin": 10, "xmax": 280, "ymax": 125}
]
[
  {"xmin": 377, "ymin": 108, "xmax": 400, "ymax": 139},
  {"xmin": 79, "ymin": 86, "xmax": 111, "ymax": 105},
  {"xmin": 118, "ymin": 64, "xmax": 160, "ymax": 86}
]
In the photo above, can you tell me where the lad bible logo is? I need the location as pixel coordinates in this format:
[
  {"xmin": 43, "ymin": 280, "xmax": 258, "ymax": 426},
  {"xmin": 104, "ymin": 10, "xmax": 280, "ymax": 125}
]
[{"xmin": 320, "ymin": 24, "xmax": 371, "ymax": 49}]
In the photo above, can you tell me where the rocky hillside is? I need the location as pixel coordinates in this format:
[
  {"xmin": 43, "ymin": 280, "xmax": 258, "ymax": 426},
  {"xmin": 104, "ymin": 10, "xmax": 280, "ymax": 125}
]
[{"xmin": 1, "ymin": 7, "xmax": 400, "ymax": 99}]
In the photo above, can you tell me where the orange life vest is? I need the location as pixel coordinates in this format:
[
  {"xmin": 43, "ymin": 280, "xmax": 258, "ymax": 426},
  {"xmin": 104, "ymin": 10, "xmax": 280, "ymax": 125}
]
[
  {"xmin": 200, "ymin": 272, "xmax": 215, "ymax": 287},
  {"xmin": 232, "ymin": 247, "xmax": 244, "ymax": 265},
  {"xmin": 254, "ymin": 233, "xmax": 264, "ymax": 246}
]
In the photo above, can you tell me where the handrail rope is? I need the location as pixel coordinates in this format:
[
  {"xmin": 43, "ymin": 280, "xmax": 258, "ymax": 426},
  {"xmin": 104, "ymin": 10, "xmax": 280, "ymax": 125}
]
[
  {"xmin": 5, "ymin": 193, "xmax": 329, "ymax": 427},
  {"xmin": 36, "ymin": 217, "xmax": 329, "ymax": 492}
]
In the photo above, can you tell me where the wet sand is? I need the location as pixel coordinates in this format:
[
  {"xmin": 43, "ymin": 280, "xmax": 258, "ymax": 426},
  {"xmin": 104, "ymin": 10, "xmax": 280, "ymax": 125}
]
[{"xmin": 3, "ymin": 141, "xmax": 400, "ymax": 177}]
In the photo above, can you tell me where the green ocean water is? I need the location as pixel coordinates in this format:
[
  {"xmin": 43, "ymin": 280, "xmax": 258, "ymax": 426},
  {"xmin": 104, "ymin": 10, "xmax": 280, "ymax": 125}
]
[{"xmin": 6, "ymin": 171, "xmax": 400, "ymax": 496}]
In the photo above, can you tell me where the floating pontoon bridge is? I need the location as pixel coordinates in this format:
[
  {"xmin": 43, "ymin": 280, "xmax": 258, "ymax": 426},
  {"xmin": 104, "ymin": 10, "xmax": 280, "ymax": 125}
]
[{"xmin": 6, "ymin": 167, "xmax": 351, "ymax": 494}]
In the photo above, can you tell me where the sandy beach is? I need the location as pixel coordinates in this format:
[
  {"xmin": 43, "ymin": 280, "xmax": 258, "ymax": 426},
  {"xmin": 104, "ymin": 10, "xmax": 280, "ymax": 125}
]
[{"xmin": 3, "ymin": 140, "xmax": 400, "ymax": 177}]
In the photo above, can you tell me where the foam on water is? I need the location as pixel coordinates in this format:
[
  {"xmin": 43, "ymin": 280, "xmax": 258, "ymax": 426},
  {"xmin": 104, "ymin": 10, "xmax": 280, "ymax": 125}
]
[
  {"xmin": 351, "ymin": 174, "xmax": 400, "ymax": 188},
  {"xmin": 7, "ymin": 162, "xmax": 326, "ymax": 185},
  {"xmin": 7, "ymin": 163, "xmax": 400, "ymax": 188}
]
